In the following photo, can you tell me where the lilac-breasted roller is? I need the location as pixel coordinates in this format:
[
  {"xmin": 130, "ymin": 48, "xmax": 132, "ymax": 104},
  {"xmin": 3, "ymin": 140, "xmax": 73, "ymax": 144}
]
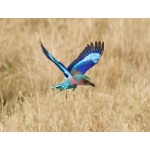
[{"xmin": 40, "ymin": 41, "xmax": 104, "ymax": 92}]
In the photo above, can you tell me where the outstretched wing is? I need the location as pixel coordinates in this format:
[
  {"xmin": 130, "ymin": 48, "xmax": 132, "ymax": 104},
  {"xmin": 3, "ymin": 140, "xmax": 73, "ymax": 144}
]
[
  {"xmin": 68, "ymin": 41, "xmax": 104, "ymax": 75},
  {"xmin": 40, "ymin": 41, "xmax": 72, "ymax": 78}
]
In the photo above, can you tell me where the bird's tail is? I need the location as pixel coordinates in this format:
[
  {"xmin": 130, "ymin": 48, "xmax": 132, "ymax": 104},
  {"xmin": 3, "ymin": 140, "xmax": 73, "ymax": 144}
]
[{"xmin": 51, "ymin": 83, "xmax": 64, "ymax": 91}]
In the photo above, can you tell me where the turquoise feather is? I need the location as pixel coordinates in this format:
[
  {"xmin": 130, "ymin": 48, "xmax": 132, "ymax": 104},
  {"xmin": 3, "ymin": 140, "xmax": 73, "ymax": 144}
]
[{"xmin": 40, "ymin": 41, "xmax": 104, "ymax": 91}]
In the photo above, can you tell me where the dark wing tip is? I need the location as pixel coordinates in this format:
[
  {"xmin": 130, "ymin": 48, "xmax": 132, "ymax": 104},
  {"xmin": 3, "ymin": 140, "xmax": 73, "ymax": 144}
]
[
  {"xmin": 38, "ymin": 38, "xmax": 42, "ymax": 46},
  {"xmin": 39, "ymin": 40, "xmax": 49, "ymax": 59},
  {"xmin": 96, "ymin": 41, "xmax": 104, "ymax": 55},
  {"xmin": 90, "ymin": 41, "xmax": 104, "ymax": 55},
  {"xmin": 39, "ymin": 39, "xmax": 47, "ymax": 54},
  {"xmin": 101, "ymin": 41, "xmax": 104, "ymax": 55},
  {"xmin": 90, "ymin": 42, "xmax": 94, "ymax": 47},
  {"xmin": 39, "ymin": 38, "xmax": 45, "ymax": 52},
  {"xmin": 84, "ymin": 41, "xmax": 104, "ymax": 55}
]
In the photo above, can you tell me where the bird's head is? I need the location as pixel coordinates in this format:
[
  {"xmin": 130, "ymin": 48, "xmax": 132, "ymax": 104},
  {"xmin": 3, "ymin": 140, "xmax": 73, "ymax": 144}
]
[
  {"xmin": 73, "ymin": 74, "xmax": 95, "ymax": 87},
  {"xmin": 82, "ymin": 76, "xmax": 95, "ymax": 87}
]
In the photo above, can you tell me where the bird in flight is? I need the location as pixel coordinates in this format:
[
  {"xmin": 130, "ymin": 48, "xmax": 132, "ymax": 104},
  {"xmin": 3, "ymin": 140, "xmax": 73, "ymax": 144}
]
[{"xmin": 40, "ymin": 40, "xmax": 104, "ymax": 94}]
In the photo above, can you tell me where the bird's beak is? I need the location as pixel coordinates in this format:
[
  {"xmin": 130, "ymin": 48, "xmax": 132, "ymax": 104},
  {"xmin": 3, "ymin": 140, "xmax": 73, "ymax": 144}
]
[{"xmin": 89, "ymin": 82, "xmax": 95, "ymax": 87}]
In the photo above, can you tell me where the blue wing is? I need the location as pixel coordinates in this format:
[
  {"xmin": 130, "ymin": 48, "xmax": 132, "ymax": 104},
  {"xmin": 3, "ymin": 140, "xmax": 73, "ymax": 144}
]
[
  {"xmin": 40, "ymin": 41, "xmax": 72, "ymax": 78},
  {"xmin": 68, "ymin": 41, "xmax": 104, "ymax": 75}
]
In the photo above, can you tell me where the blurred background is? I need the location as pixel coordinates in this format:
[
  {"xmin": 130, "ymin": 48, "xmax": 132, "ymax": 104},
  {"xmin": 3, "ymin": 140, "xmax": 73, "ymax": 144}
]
[{"xmin": 0, "ymin": 19, "xmax": 150, "ymax": 131}]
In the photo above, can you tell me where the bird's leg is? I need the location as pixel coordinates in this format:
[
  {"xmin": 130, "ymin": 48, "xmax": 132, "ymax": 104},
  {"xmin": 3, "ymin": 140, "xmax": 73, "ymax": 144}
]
[
  {"xmin": 65, "ymin": 90, "xmax": 67, "ymax": 99},
  {"xmin": 72, "ymin": 89, "xmax": 76, "ymax": 101},
  {"xmin": 54, "ymin": 90, "xmax": 61, "ymax": 96}
]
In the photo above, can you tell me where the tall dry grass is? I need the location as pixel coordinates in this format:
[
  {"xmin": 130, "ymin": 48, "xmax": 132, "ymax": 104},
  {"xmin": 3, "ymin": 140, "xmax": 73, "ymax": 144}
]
[{"xmin": 0, "ymin": 19, "xmax": 150, "ymax": 131}]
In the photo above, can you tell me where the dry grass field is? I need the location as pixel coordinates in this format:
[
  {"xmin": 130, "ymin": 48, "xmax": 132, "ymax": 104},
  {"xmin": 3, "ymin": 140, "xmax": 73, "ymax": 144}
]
[{"xmin": 0, "ymin": 18, "xmax": 150, "ymax": 131}]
